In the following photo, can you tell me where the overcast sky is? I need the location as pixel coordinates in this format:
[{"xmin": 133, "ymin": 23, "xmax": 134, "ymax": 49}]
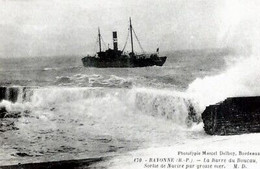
[{"xmin": 0, "ymin": 0, "xmax": 259, "ymax": 57}]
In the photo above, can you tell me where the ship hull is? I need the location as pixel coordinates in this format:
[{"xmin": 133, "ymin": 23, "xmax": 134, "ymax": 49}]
[{"xmin": 81, "ymin": 56, "xmax": 167, "ymax": 68}]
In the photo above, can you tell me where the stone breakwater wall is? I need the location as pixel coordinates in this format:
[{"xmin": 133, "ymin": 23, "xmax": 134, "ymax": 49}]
[{"xmin": 202, "ymin": 96, "xmax": 260, "ymax": 135}]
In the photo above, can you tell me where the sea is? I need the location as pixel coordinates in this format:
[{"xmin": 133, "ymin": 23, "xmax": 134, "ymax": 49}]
[{"xmin": 0, "ymin": 49, "xmax": 259, "ymax": 168}]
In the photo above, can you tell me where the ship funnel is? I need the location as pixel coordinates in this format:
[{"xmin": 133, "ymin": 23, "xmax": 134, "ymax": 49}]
[{"xmin": 113, "ymin": 31, "xmax": 118, "ymax": 51}]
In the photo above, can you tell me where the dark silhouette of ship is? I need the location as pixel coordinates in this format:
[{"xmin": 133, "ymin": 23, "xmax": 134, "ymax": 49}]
[{"xmin": 82, "ymin": 18, "xmax": 167, "ymax": 68}]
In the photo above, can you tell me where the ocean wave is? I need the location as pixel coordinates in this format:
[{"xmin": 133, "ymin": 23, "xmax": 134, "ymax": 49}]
[
  {"xmin": 43, "ymin": 66, "xmax": 81, "ymax": 72},
  {"xmin": 54, "ymin": 74, "xmax": 133, "ymax": 88},
  {"xmin": 0, "ymin": 86, "xmax": 200, "ymax": 127},
  {"xmin": 43, "ymin": 67, "xmax": 57, "ymax": 71},
  {"xmin": 0, "ymin": 86, "xmax": 203, "ymax": 163}
]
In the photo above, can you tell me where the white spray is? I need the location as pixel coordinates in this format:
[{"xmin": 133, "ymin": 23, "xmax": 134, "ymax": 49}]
[{"xmin": 187, "ymin": 0, "xmax": 260, "ymax": 111}]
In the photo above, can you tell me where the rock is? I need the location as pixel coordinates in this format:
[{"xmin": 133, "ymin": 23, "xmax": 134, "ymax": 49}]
[
  {"xmin": 202, "ymin": 96, "xmax": 260, "ymax": 135},
  {"xmin": 0, "ymin": 119, "xmax": 18, "ymax": 132},
  {"xmin": 0, "ymin": 86, "xmax": 19, "ymax": 103},
  {"xmin": 4, "ymin": 111, "xmax": 21, "ymax": 118},
  {"xmin": 16, "ymin": 152, "xmax": 33, "ymax": 157},
  {"xmin": 0, "ymin": 107, "xmax": 21, "ymax": 119},
  {"xmin": 0, "ymin": 86, "xmax": 33, "ymax": 103},
  {"xmin": 8, "ymin": 87, "xmax": 19, "ymax": 103},
  {"xmin": 0, "ymin": 87, "xmax": 6, "ymax": 101},
  {"xmin": 0, "ymin": 106, "xmax": 27, "ymax": 132},
  {"xmin": 0, "ymin": 107, "xmax": 8, "ymax": 118}
]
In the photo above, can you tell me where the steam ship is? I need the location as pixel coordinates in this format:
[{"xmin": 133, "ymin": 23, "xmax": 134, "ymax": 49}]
[{"xmin": 81, "ymin": 18, "xmax": 167, "ymax": 68}]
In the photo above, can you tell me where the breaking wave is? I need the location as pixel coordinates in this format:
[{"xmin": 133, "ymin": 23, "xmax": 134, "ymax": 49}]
[
  {"xmin": 55, "ymin": 74, "xmax": 133, "ymax": 88},
  {"xmin": 187, "ymin": 55, "xmax": 260, "ymax": 111},
  {"xmin": 0, "ymin": 86, "xmax": 200, "ymax": 127},
  {"xmin": 0, "ymin": 85, "xmax": 203, "ymax": 162}
]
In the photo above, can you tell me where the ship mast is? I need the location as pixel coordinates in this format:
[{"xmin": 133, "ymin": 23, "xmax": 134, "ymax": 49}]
[
  {"xmin": 98, "ymin": 27, "xmax": 102, "ymax": 52},
  {"xmin": 129, "ymin": 17, "xmax": 134, "ymax": 55}
]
